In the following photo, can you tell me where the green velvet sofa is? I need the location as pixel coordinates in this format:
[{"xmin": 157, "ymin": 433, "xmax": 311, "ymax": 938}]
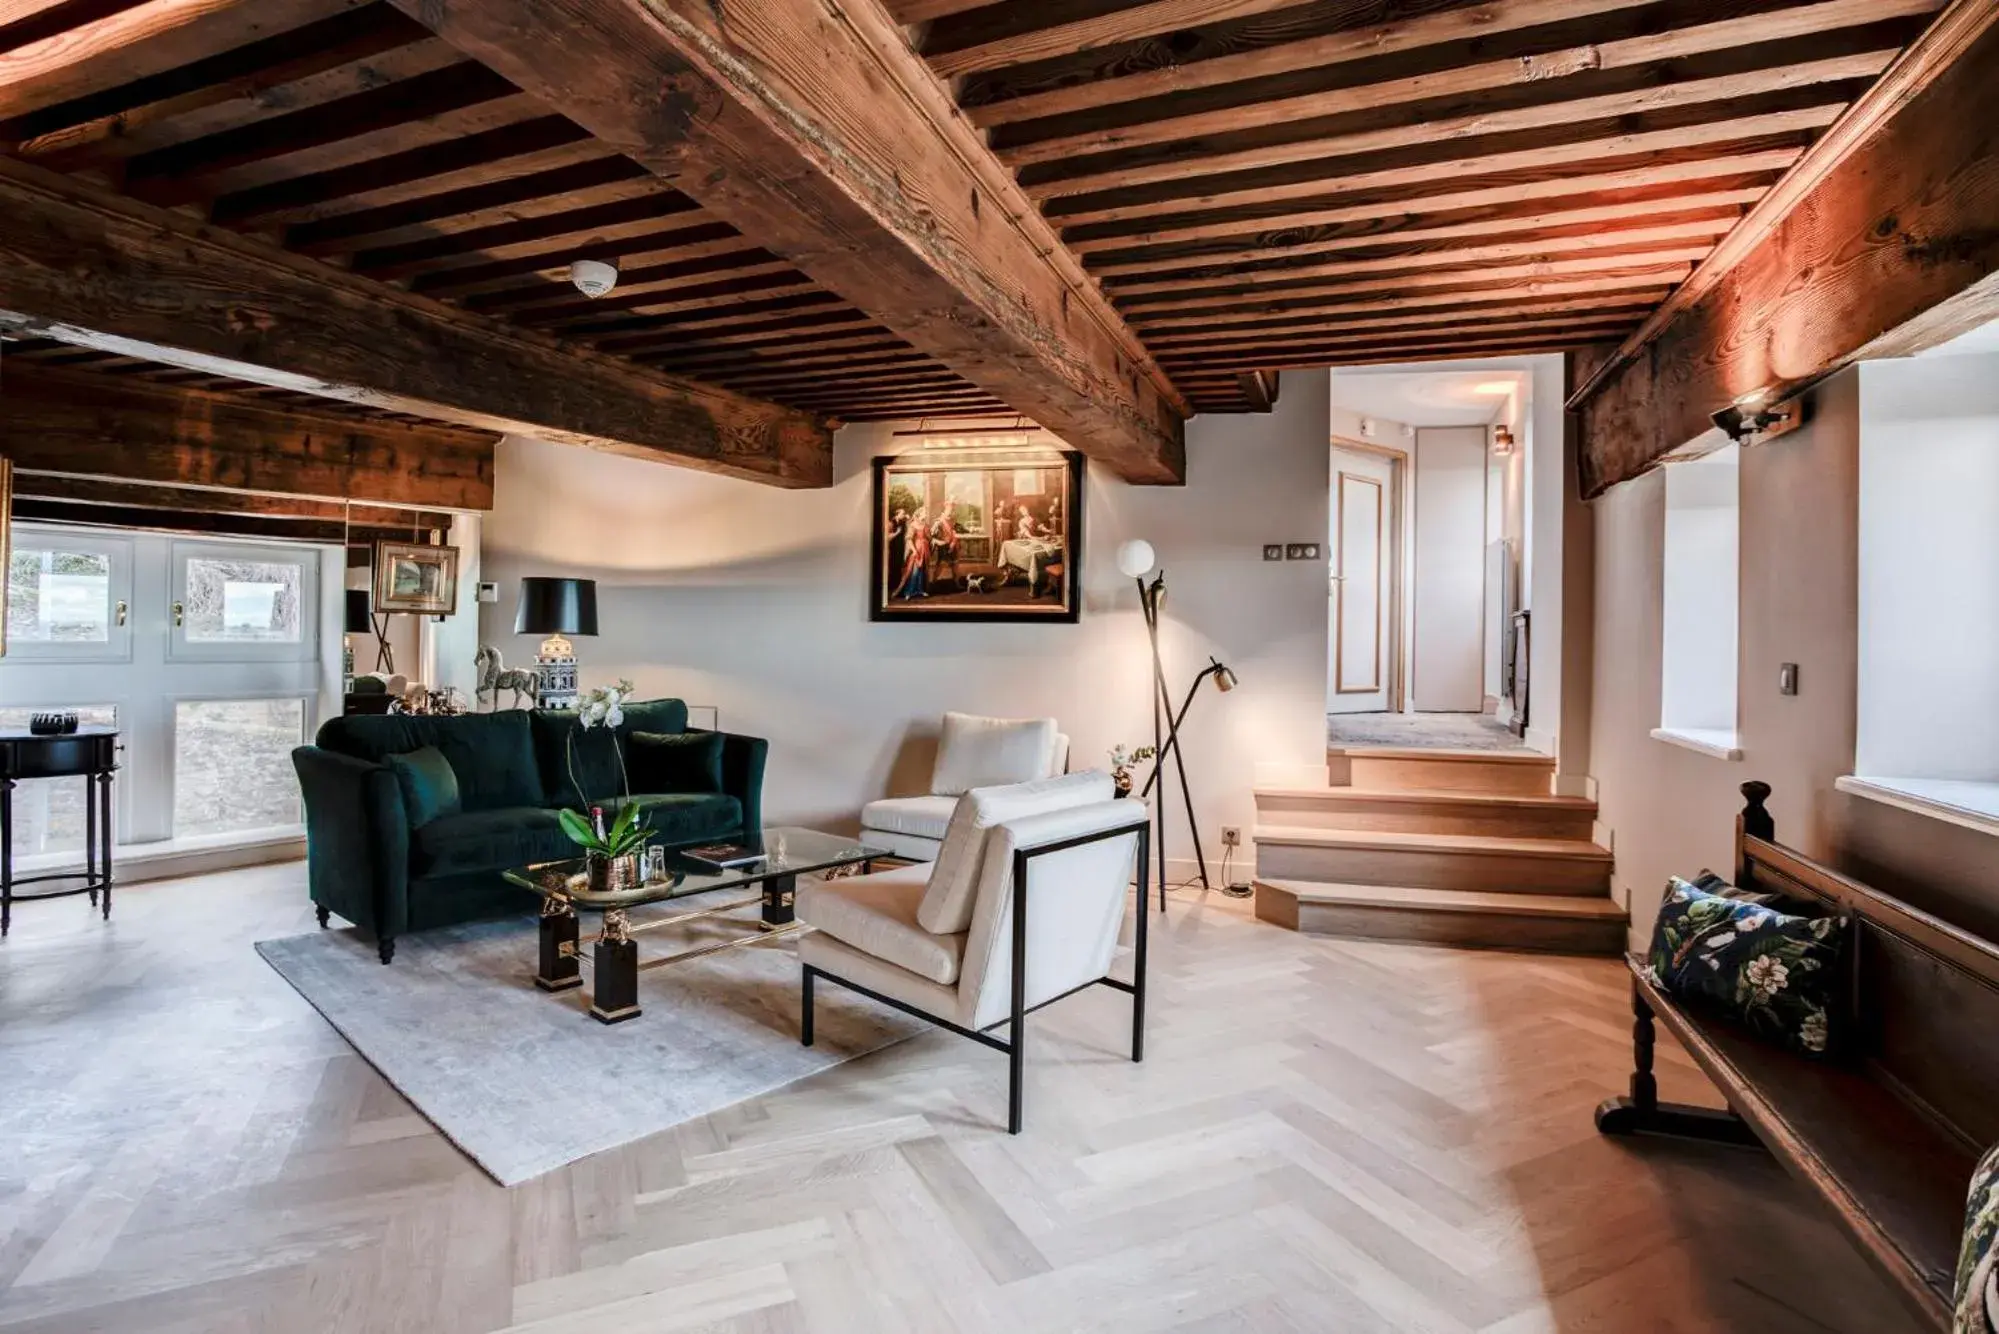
[{"xmin": 292, "ymin": 700, "xmax": 766, "ymax": 962}]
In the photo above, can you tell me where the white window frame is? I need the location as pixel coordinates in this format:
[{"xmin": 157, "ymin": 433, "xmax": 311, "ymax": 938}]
[
  {"xmin": 3, "ymin": 527, "xmax": 135, "ymax": 663},
  {"xmin": 165, "ymin": 690, "xmax": 317, "ymax": 844},
  {"xmin": 166, "ymin": 539, "xmax": 321, "ymax": 665},
  {"xmin": 1652, "ymin": 445, "xmax": 1743, "ymax": 761}
]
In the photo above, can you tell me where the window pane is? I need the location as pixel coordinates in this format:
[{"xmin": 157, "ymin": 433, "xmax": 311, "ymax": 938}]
[
  {"xmin": 174, "ymin": 699, "xmax": 306, "ymax": 837},
  {"xmin": 7, "ymin": 547, "xmax": 111, "ymax": 643},
  {"xmin": 182, "ymin": 556, "xmax": 304, "ymax": 643},
  {"xmin": 0, "ymin": 705, "xmax": 117, "ymax": 856}
]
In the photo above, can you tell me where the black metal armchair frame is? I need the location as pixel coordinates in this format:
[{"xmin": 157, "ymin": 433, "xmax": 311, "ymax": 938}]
[{"xmin": 801, "ymin": 818, "xmax": 1151, "ymax": 1134}]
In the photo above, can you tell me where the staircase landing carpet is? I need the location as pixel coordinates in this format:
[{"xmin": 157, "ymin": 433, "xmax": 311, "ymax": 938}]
[{"xmin": 256, "ymin": 904, "xmax": 918, "ymax": 1185}]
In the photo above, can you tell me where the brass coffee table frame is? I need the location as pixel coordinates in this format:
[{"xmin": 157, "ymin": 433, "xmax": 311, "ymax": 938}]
[{"xmin": 509, "ymin": 833, "xmax": 884, "ymax": 1024}]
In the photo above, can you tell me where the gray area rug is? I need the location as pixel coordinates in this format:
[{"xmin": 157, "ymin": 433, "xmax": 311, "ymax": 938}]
[
  {"xmin": 1326, "ymin": 711, "xmax": 1532, "ymax": 752},
  {"xmin": 256, "ymin": 901, "xmax": 920, "ymax": 1186}
]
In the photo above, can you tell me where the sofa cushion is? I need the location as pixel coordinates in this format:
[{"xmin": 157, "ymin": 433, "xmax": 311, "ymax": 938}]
[
  {"xmin": 930, "ymin": 712, "xmax": 1060, "ymax": 796},
  {"xmin": 386, "ymin": 745, "xmax": 460, "ymax": 828},
  {"xmin": 798, "ymin": 864, "xmax": 965, "ymax": 985},
  {"xmin": 412, "ymin": 806, "xmax": 574, "ymax": 879},
  {"xmin": 919, "ymin": 770, "xmax": 1115, "ymax": 935},
  {"xmin": 530, "ymin": 699, "xmax": 689, "ymax": 808},
  {"xmin": 629, "ymin": 730, "xmax": 724, "ymax": 796},
  {"xmin": 1645, "ymin": 876, "xmax": 1846, "ymax": 1057},
  {"xmin": 604, "ymin": 792, "xmax": 742, "ymax": 846},
  {"xmin": 315, "ymin": 711, "xmax": 542, "ymax": 812},
  {"xmin": 859, "ymin": 794, "xmax": 958, "ymax": 843}
]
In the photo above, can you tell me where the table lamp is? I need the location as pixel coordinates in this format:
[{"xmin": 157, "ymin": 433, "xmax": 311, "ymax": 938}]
[{"xmin": 514, "ymin": 577, "xmax": 598, "ymax": 709}]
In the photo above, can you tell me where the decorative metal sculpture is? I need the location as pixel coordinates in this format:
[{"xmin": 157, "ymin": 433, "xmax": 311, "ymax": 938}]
[{"xmin": 474, "ymin": 645, "xmax": 538, "ymax": 710}]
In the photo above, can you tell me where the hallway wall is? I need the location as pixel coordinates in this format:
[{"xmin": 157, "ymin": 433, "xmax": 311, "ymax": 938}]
[{"xmin": 1588, "ymin": 368, "xmax": 1999, "ymax": 944}]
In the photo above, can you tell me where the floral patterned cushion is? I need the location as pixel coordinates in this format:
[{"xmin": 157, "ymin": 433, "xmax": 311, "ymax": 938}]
[
  {"xmin": 1645, "ymin": 876, "xmax": 1845, "ymax": 1057},
  {"xmin": 1958, "ymin": 1143, "xmax": 1999, "ymax": 1334}
]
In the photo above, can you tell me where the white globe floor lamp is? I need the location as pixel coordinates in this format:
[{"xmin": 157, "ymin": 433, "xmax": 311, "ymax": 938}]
[{"xmin": 1117, "ymin": 539, "xmax": 1236, "ymax": 907}]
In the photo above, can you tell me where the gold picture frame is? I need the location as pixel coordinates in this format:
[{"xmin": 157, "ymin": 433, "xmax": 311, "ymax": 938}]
[{"xmin": 373, "ymin": 539, "xmax": 459, "ymax": 615}]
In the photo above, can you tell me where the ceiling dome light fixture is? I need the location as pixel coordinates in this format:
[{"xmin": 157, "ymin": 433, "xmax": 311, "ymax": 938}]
[{"xmin": 569, "ymin": 258, "xmax": 619, "ymax": 298}]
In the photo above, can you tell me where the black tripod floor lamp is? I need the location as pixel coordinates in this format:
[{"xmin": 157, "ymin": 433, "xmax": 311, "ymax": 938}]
[{"xmin": 1118, "ymin": 539, "xmax": 1239, "ymax": 909}]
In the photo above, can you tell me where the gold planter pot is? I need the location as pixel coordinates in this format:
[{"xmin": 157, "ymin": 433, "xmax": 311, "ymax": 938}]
[{"xmin": 586, "ymin": 852, "xmax": 641, "ymax": 895}]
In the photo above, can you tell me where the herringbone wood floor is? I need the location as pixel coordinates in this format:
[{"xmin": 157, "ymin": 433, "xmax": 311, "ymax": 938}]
[{"xmin": 0, "ymin": 863, "xmax": 1924, "ymax": 1334}]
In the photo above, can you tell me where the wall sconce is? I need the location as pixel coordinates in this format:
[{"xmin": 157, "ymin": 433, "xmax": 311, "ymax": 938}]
[{"xmin": 1492, "ymin": 424, "xmax": 1516, "ymax": 455}]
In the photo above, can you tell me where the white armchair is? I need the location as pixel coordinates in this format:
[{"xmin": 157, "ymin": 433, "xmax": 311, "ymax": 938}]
[
  {"xmin": 860, "ymin": 712, "xmax": 1072, "ymax": 861},
  {"xmin": 799, "ymin": 772, "xmax": 1149, "ymax": 1133}
]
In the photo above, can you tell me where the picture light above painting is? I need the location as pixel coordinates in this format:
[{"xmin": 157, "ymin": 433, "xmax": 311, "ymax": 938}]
[{"xmin": 869, "ymin": 451, "xmax": 1082, "ymax": 624}]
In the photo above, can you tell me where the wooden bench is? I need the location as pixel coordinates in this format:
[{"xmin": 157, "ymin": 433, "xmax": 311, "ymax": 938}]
[{"xmin": 1596, "ymin": 781, "xmax": 1999, "ymax": 1329}]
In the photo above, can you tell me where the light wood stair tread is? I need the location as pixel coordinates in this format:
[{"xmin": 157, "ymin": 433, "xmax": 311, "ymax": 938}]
[
  {"xmin": 1257, "ymin": 785, "xmax": 1595, "ymax": 810},
  {"xmin": 1258, "ymin": 879, "xmax": 1626, "ymax": 919},
  {"xmin": 1252, "ymin": 824, "xmax": 1613, "ymax": 861},
  {"xmin": 1328, "ymin": 745, "xmax": 1553, "ymax": 764}
]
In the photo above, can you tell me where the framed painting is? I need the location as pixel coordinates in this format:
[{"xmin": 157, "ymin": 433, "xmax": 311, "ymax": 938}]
[
  {"xmin": 373, "ymin": 540, "xmax": 459, "ymax": 615},
  {"xmin": 870, "ymin": 451, "xmax": 1082, "ymax": 623}
]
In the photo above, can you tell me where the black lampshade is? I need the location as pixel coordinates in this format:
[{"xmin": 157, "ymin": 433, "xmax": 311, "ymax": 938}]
[
  {"xmin": 514, "ymin": 577, "xmax": 598, "ymax": 636},
  {"xmin": 344, "ymin": 589, "xmax": 372, "ymax": 634}
]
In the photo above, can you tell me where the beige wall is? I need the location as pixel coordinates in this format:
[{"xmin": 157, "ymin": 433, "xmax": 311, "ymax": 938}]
[{"xmin": 1590, "ymin": 368, "xmax": 1999, "ymax": 945}]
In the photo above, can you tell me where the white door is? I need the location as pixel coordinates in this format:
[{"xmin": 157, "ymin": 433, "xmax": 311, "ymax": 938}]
[
  {"xmin": 1, "ymin": 525, "xmax": 330, "ymax": 864},
  {"xmin": 1328, "ymin": 447, "xmax": 1397, "ymax": 714},
  {"xmin": 1412, "ymin": 426, "xmax": 1489, "ymax": 711}
]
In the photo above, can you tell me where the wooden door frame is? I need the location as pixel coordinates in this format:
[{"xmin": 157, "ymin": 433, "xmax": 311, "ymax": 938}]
[{"xmin": 1330, "ymin": 436, "xmax": 1408, "ymax": 713}]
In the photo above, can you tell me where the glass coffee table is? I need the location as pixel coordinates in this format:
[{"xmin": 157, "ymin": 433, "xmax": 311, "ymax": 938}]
[{"xmin": 503, "ymin": 827, "xmax": 886, "ymax": 1024}]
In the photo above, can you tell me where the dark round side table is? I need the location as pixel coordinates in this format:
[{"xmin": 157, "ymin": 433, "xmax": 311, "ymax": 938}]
[{"xmin": 0, "ymin": 727, "xmax": 119, "ymax": 937}]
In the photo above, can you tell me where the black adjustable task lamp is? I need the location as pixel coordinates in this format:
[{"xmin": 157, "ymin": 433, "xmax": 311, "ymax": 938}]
[
  {"xmin": 513, "ymin": 577, "xmax": 598, "ymax": 709},
  {"xmin": 1116, "ymin": 539, "xmax": 1241, "ymax": 904}
]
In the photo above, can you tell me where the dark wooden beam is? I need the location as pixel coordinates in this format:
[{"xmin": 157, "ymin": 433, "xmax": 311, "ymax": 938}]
[
  {"xmin": 394, "ymin": 0, "xmax": 1189, "ymax": 484},
  {"xmin": 0, "ymin": 362, "xmax": 496, "ymax": 509},
  {"xmin": 0, "ymin": 157, "xmax": 833, "ymax": 486},
  {"xmin": 1570, "ymin": 0, "xmax": 1999, "ymax": 497},
  {"xmin": 9, "ymin": 473, "xmax": 451, "ymax": 528},
  {"xmin": 1235, "ymin": 369, "xmax": 1279, "ymax": 412},
  {"xmin": 11, "ymin": 497, "xmax": 415, "ymax": 546}
]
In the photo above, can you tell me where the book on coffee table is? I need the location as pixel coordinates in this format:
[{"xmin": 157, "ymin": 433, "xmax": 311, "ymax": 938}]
[{"xmin": 681, "ymin": 842, "xmax": 766, "ymax": 871}]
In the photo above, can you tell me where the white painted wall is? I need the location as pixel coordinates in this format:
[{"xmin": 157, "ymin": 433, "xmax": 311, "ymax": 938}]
[
  {"xmin": 1660, "ymin": 446, "xmax": 1740, "ymax": 735},
  {"xmin": 479, "ymin": 370, "xmax": 1333, "ymax": 870},
  {"xmin": 1856, "ymin": 354, "xmax": 1999, "ymax": 781},
  {"xmin": 1411, "ymin": 425, "xmax": 1487, "ymax": 711}
]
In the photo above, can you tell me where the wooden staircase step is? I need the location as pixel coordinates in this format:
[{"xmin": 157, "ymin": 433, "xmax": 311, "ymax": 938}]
[
  {"xmin": 1252, "ymin": 825, "xmax": 1612, "ymax": 895},
  {"xmin": 1254, "ymin": 879, "xmax": 1628, "ymax": 955},
  {"xmin": 1255, "ymin": 785, "xmax": 1596, "ymax": 838},
  {"xmin": 1333, "ymin": 746, "xmax": 1556, "ymax": 795}
]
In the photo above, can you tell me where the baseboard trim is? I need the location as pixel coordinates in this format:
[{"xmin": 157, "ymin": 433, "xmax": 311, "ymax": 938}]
[
  {"xmin": 14, "ymin": 831, "xmax": 305, "ymax": 888},
  {"xmin": 1524, "ymin": 726, "xmax": 1557, "ymax": 757}
]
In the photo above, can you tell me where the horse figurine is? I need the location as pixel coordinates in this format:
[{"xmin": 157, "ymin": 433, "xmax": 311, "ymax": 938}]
[{"xmin": 474, "ymin": 645, "xmax": 538, "ymax": 710}]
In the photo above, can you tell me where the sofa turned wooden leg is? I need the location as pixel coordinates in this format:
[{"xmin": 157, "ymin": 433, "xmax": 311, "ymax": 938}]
[
  {"xmin": 378, "ymin": 936, "xmax": 396, "ymax": 965},
  {"xmin": 316, "ymin": 904, "xmax": 331, "ymax": 929},
  {"xmin": 1595, "ymin": 985, "xmax": 1761, "ymax": 1147}
]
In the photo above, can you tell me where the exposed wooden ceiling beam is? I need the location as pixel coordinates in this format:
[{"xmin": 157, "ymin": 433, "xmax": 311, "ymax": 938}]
[
  {"xmin": 1570, "ymin": 0, "xmax": 1999, "ymax": 496},
  {"xmin": 10, "ymin": 473, "xmax": 453, "ymax": 529},
  {"xmin": 10, "ymin": 497, "xmax": 418, "ymax": 547},
  {"xmin": 1022, "ymin": 53, "xmax": 1894, "ymax": 199},
  {"xmin": 393, "ymin": 0, "xmax": 1188, "ymax": 483},
  {"xmin": 1045, "ymin": 106, "xmax": 1844, "ymax": 228},
  {"xmin": 923, "ymin": 0, "xmax": 1306, "ymax": 78},
  {"xmin": 1074, "ymin": 157, "xmax": 1797, "ymax": 261},
  {"xmin": 0, "ymin": 362, "xmax": 496, "ymax": 509},
  {"xmin": 284, "ymin": 156, "xmax": 650, "ymax": 254},
  {"xmin": 1235, "ymin": 369, "xmax": 1278, "ymax": 412},
  {"xmin": 963, "ymin": 0, "xmax": 1661, "ymax": 127},
  {"xmin": 0, "ymin": 157, "xmax": 833, "ymax": 486}
]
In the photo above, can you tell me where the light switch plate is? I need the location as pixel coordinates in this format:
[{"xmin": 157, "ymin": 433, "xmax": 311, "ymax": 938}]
[
  {"xmin": 1262, "ymin": 544, "xmax": 1284, "ymax": 561},
  {"xmin": 1285, "ymin": 543, "xmax": 1321, "ymax": 560},
  {"xmin": 1779, "ymin": 662, "xmax": 1799, "ymax": 696}
]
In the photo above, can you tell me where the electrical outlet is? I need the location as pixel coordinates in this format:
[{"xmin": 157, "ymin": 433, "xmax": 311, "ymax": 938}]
[
  {"xmin": 1221, "ymin": 826, "xmax": 1242, "ymax": 848},
  {"xmin": 1262, "ymin": 544, "xmax": 1284, "ymax": 561},
  {"xmin": 1285, "ymin": 543, "xmax": 1321, "ymax": 561}
]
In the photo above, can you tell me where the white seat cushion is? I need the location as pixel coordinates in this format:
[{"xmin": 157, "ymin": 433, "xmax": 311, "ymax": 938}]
[
  {"xmin": 918, "ymin": 770, "xmax": 1114, "ymax": 935},
  {"xmin": 858, "ymin": 794, "xmax": 958, "ymax": 841},
  {"xmin": 797, "ymin": 864, "xmax": 965, "ymax": 986},
  {"xmin": 930, "ymin": 713, "xmax": 1060, "ymax": 796}
]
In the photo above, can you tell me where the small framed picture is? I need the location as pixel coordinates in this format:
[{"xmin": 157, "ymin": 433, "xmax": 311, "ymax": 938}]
[{"xmin": 373, "ymin": 540, "xmax": 460, "ymax": 615}]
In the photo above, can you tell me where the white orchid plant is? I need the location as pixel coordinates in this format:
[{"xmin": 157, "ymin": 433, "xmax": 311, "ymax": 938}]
[{"xmin": 558, "ymin": 680, "xmax": 650, "ymax": 861}]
